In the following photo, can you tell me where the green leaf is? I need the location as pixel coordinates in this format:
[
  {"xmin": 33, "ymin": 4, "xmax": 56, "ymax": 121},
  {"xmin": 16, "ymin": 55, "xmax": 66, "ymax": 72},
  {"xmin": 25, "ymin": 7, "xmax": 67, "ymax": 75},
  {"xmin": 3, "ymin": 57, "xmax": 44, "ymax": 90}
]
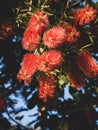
[
  {"xmin": 80, "ymin": 44, "xmax": 92, "ymax": 50},
  {"xmin": 38, "ymin": 0, "xmax": 41, "ymax": 8},
  {"xmin": 94, "ymin": 16, "xmax": 98, "ymax": 24},
  {"xmin": 15, "ymin": 115, "xmax": 24, "ymax": 120},
  {"xmin": 58, "ymin": 75, "xmax": 67, "ymax": 85},
  {"xmin": 89, "ymin": 35, "xmax": 94, "ymax": 44},
  {"xmin": 69, "ymin": 1, "xmax": 79, "ymax": 8}
]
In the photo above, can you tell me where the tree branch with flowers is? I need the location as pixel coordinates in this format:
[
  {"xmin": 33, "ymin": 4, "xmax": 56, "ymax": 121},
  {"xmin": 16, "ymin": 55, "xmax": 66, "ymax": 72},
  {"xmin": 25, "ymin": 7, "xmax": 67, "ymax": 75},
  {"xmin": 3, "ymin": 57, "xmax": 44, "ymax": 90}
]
[
  {"xmin": 0, "ymin": 0, "xmax": 98, "ymax": 129},
  {"xmin": 17, "ymin": 0, "xmax": 98, "ymax": 103}
]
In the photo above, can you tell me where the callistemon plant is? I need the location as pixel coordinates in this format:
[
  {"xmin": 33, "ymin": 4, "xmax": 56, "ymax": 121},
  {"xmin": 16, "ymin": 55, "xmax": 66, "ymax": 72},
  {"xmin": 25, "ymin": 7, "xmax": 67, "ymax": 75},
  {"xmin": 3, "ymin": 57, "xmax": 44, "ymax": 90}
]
[
  {"xmin": 0, "ymin": 97, "xmax": 5, "ymax": 111},
  {"xmin": 17, "ymin": 1, "xmax": 98, "ymax": 102}
]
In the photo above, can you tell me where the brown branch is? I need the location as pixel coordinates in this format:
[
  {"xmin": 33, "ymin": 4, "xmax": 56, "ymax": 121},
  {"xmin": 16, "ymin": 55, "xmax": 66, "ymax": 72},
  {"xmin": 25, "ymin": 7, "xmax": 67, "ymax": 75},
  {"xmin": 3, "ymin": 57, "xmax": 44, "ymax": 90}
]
[{"xmin": 6, "ymin": 109, "xmax": 32, "ymax": 130}]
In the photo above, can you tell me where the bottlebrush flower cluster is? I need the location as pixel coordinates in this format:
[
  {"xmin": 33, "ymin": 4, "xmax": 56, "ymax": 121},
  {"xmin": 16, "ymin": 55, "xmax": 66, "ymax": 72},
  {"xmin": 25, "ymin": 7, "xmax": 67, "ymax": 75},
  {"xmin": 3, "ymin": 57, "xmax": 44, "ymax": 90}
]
[
  {"xmin": 76, "ymin": 50, "xmax": 98, "ymax": 78},
  {"xmin": 17, "ymin": 53, "xmax": 39, "ymax": 85},
  {"xmin": 43, "ymin": 26, "xmax": 66, "ymax": 48},
  {"xmin": 66, "ymin": 65, "xmax": 86, "ymax": 89},
  {"xmin": 22, "ymin": 11, "xmax": 49, "ymax": 51},
  {"xmin": 73, "ymin": 7, "xmax": 97, "ymax": 25},
  {"xmin": 17, "ymin": 5, "xmax": 98, "ymax": 102},
  {"xmin": 38, "ymin": 50, "xmax": 63, "ymax": 72},
  {"xmin": 38, "ymin": 73, "xmax": 56, "ymax": 102},
  {"xmin": 0, "ymin": 21, "xmax": 14, "ymax": 40}
]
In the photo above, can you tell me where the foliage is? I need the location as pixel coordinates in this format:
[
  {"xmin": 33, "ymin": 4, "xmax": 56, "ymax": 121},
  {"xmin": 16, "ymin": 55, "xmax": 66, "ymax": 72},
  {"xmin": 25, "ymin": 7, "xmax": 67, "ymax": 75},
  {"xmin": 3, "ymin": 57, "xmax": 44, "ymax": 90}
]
[{"xmin": 0, "ymin": 0, "xmax": 98, "ymax": 130}]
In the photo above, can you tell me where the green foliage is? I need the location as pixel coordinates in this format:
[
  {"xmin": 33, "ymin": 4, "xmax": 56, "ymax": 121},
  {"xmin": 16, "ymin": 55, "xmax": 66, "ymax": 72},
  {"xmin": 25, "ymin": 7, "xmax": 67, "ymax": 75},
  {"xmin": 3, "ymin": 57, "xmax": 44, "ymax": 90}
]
[{"xmin": 0, "ymin": 0, "xmax": 98, "ymax": 130}]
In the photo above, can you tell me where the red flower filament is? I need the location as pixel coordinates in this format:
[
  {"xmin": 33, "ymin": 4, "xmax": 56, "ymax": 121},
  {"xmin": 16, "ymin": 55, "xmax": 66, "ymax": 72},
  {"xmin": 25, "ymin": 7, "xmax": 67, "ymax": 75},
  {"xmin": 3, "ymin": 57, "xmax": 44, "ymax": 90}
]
[
  {"xmin": 38, "ymin": 50, "xmax": 63, "ymax": 72},
  {"xmin": 74, "ymin": 7, "xmax": 97, "ymax": 25},
  {"xmin": 77, "ymin": 50, "xmax": 98, "ymax": 78},
  {"xmin": 28, "ymin": 10, "xmax": 49, "ymax": 34},
  {"xmin": 22, "ymin": 30, "xmax": 40, "ymax": 51},
  {"xmin": 38, "ymin": 73, "xmax": 55, "ymax": 102},
  {"xmin": 22, "ymin": 10, "xmax": 49, "ymax": 51},
  {"xmin": 43, "ymin": 26, "xmax": 66, "ymax": 48},
  {"xmin": 17, "ymin": 54, "xmax": 39, "ymax": 85},
  {"xmin": 63, "ymin": 24, "xmax": 79, "ymax": 43}
]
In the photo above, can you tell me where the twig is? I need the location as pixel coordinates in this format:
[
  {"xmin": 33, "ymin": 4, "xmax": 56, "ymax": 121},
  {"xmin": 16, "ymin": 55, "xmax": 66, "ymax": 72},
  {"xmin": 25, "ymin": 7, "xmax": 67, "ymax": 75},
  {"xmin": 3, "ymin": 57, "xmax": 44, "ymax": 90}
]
[
  {"xmin": 6, "ymin": 109, "xmax": 32, "ymax": 130},
  {"xmin": 29, "ymin": 0, "xmax": 32, "ymax": 12},
  {"xmin": 41, "ymin": 0, "xmax": 48, "ymax": 10}
]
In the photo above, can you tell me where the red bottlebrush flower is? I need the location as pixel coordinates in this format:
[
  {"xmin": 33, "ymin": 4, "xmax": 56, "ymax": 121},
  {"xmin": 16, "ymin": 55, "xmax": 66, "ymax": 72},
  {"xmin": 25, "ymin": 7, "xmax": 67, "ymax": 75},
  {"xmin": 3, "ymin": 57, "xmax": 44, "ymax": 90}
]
[
  {"xmin": 63, "ymin": 24, "xmax": 79, "ymax": 43},
  {"xmin": 38, "ymin": 73, "xmax": 55, "ymax": 102},
  {"xmin": 28, "ymin": 10, "xmax": 49, "ymax": 34},
  {"xmin": 76, "ymin": 50, "xmax": 98, "ymax": 78},
  {"xmin": 39, "ymin": 83, "xmax": 55, "ymax": 102},
  {"xmin": 1, "ymin": 21, "xmax": 14, "ymax": 35},
  {"xmin": 38, "ymin": 50, "xmax": 63, "ymax": 72},
  {"xmin": 0, "ymin": 97, "xmax": 5, "ymax": 111},
  {"xmin": 43, "ymin": 26, "xmax": 66, "ymax": 48},
  {"xmin": 17, "ymin": 54, "xmax": 40, "ymax": 85},
  {"xmin": 73, "ymin": 7, "xmax": 97, "ymax": 25},
  {"xmin": 66, "ymin": 65, "xmax": 85, "ymax": 89},
  {"xmin": 38, "ymin": 73, "xmax": 56, "ymax": 85},
  {"xmin": 0, "ymin": 21, "xmax": 14, "ymax": 40},
  {"xmin": 22, "ymin": 10, "xmax": 49, "ymax": 51},
  {"xmin": 22, "ymin": 29, "xmax": 40, "ymax": 51}
]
